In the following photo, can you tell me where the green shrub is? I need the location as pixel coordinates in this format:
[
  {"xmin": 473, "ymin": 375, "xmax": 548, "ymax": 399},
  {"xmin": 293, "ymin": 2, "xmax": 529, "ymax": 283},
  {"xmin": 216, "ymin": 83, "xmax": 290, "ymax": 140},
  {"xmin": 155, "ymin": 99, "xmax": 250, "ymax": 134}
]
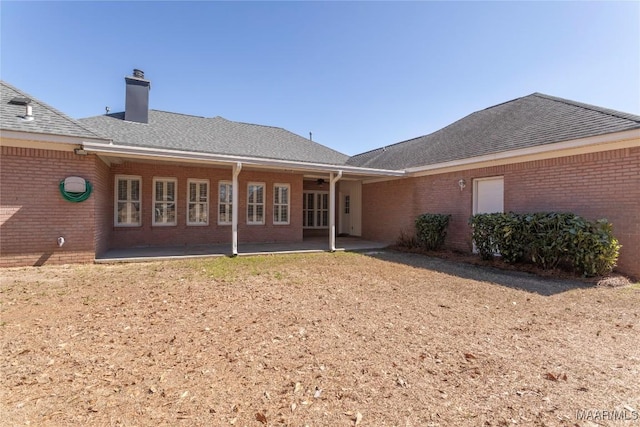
[
  {"xmin": 469, "ymin": 212, "xmax": 620, "ymax": 276},
  {"xmin": 415, "ymin": 213, "xmax": 451, "ymax": 250},
  {"xmin": 468, "ymin": 213, "xmax": 500, "ymax": 260}
]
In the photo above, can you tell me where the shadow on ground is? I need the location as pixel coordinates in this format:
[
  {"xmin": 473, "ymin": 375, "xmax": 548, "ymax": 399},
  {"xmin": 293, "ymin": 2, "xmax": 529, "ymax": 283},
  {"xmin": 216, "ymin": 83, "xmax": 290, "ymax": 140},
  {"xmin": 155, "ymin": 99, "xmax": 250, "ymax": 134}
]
[{"xmin": 360, "ymin": 250, "xmax": 592, "ymax": 296}]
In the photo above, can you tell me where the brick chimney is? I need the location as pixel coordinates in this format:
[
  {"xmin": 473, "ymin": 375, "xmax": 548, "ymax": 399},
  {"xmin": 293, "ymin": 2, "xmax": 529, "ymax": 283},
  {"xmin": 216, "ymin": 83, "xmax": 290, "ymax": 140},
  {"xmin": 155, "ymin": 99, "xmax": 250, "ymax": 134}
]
[{"xmin": 124, "ymin": 69, "xmax": 150, "ymax": 124}]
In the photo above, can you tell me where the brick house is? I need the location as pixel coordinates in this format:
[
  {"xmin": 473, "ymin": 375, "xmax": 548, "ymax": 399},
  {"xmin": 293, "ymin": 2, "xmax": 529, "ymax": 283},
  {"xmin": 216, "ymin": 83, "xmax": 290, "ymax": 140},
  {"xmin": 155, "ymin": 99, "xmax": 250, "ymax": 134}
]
[{"xmin": 1, "ymin": 73, "xmax": 639, "ymax": 277}]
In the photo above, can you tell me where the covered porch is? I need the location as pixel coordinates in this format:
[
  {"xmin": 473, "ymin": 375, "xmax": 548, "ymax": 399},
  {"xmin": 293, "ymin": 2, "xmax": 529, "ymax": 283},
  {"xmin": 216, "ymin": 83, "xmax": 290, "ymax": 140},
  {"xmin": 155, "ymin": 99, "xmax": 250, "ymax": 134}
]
[{"xmin": 95, "ymin": 236, "xmax": 388, "ymax": 263}]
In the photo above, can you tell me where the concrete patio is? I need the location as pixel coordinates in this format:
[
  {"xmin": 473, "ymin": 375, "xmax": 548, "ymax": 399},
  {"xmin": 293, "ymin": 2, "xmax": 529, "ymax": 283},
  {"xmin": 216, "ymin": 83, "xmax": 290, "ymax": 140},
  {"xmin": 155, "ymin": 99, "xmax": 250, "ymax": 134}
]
[{"xmin": 95, "ymin": 236, "xmax": 388, "ymax": 263}]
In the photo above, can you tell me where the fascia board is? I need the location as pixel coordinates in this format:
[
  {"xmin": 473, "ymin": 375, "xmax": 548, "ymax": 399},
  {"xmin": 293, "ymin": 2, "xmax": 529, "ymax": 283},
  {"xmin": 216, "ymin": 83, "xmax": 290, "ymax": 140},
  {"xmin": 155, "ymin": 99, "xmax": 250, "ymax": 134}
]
[
  {"xmin": 81, "ymin": 142, "xmax": 405, "ymax": 177},
  {"xmin": 0, "ymin": 129, "xmax": 108, "ymax": 146},
  {"xmin": 406, "ymin": 129, "xmax": 640, "ymax": 177}
]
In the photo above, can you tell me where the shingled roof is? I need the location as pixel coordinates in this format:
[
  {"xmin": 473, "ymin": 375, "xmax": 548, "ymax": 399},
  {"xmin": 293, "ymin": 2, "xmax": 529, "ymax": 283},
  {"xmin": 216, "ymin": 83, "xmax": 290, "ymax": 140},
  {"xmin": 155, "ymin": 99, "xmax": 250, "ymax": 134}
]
[
  {"xmin": 348, "ymin": 93, "xmax": 640, "ymax": 170},
  {"xmin": 79, "ymin": 110, "xmax": 350, "ymax": 166},
  {"xmin": 0, "ymin": 81, "xmax": 101, "ymax": 139}
]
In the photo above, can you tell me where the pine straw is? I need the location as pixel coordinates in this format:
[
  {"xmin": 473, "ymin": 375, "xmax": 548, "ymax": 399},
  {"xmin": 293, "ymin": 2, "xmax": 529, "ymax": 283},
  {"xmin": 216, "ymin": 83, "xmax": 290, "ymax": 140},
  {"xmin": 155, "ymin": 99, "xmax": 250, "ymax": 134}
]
[{"xmin": 1, "ymin": 251, "xmax": 638, "ymax": 426}]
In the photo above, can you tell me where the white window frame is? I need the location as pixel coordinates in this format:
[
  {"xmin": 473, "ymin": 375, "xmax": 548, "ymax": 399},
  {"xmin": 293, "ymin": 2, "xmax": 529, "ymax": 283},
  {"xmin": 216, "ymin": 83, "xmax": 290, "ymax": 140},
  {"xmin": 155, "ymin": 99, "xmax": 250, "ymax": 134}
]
[
  {"xmin": 187, "ymin": 179, "xmax": 209, "ymax": 226},
  {"xmin": 303, "ymin": 191, "xmax": 329, "ymax": 229},
  {"xmin": 247, "ymin": 182, "xmax": 265, "ymax": 225},
  {"xmin": 218, "ymin": 181, "xmax": 233, "ymax": 225},
  {"xmin": 273, "ymin": 183, "xmax": 290, "ymax": 225},
  {"xmin": 152, "ymin": 177, "xmax": 177, "ymax": 226},
  {"xmin": 115, "ymin": 175, "xmax": 142, "ymax": 227}
]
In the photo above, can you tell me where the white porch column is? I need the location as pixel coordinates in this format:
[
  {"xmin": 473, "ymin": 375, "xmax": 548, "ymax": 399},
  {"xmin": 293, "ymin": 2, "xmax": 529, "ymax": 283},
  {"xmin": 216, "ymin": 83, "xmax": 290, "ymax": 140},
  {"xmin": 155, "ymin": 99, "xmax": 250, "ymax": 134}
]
[
  {"xmin": 329, "ymin": 170, "xmax": 343, "ymax": 251},
  {"xmin": 232, "ymin": 162, "xmax": 242, "ymax": 256}
]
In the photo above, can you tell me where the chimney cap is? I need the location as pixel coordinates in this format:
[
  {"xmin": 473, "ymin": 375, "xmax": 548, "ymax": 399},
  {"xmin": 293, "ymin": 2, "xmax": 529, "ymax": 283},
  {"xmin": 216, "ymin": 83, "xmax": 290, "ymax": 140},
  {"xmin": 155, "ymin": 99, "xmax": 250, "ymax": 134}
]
[{"xmin": 133, "ymin": 69, "xmax": 144, "ymax": 79}]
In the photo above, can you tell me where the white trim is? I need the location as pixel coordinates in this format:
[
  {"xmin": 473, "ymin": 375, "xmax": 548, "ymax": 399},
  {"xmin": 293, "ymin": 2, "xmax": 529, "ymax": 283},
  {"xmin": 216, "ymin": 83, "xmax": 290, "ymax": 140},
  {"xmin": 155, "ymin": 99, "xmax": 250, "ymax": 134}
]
[
  {"xmin": 186, "ymin": 179, "xmax": 209, "ymax": 226},
  {"xmin": 232, "ymin": 163, "xmax": 242, "ymax": 255},
  {"xmin": 329, "ymin": 171, "xmax": 343, "ymax": 251},
  {"xmin": 0, "ymin": 130, "xmax": 109, "ymax": 146},
  {"xmin": 81, "ymin": 141, "xmax": 405, "ymax": 177},
  {"xmin": 218, "ymin": 180, "xmax": 233, "ymax": 225},
  {"xmin": 246, "ymin": 182, "xmax": 265, "ymax": 225},
  {"xmin": 152, "ymin": 177, "xmax": 178, "ymax": 226},
  {"xmin": 114, "ymin": 175, "xmax": 142, "ymax": 227},
  {"xmin": 407, "ymin": 130, "xmax": 640, "ymax": 177},
  {"xmin": 273, "ymin": 183, "xmax": 291, "ymax": 225}
]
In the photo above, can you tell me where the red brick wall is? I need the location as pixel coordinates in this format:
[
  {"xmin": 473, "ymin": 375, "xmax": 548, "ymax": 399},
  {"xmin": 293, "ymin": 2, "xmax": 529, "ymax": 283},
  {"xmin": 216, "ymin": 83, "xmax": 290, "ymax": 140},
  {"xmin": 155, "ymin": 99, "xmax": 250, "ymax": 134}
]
[
  {"xmin": 93, "ymin": 157, "xmax": 112, "ymax": 257},
  {"xmin": 107, "ymin": 162, "xmax": 303, "ymax": 248},
  {"xmin": 362, "ymin": 148, "xmax": 640, "ymax": 278},
  {"xmin": 361, "ymin": 177, "xmax": 416, "ymax": 244},
  {"xmin": 0, "ymin": 146, "xmax": 97, "ymax": 266}
]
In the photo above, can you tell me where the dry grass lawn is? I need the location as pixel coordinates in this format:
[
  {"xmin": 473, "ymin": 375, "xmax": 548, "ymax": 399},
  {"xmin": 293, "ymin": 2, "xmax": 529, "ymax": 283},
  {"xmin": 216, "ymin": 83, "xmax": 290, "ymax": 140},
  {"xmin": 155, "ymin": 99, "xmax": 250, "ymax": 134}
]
[{"xmin": 1, "ymin": 251, "xmax": 639, "ymax": 426}]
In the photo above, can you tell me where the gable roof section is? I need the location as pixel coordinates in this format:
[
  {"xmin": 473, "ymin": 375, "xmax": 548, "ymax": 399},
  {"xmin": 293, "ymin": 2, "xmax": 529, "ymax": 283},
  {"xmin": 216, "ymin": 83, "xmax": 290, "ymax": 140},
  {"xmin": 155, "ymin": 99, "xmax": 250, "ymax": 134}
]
[
  {"xmin": 79, "ymin": 110, "xmax": 350, "ymax": 165},
  {"xmin": 0, "ymin": 81, "xmax": 101, "ymax": 140},
  {"xmin": 348, "ymin": 93, "xmax": 640, "ymax": 170}
]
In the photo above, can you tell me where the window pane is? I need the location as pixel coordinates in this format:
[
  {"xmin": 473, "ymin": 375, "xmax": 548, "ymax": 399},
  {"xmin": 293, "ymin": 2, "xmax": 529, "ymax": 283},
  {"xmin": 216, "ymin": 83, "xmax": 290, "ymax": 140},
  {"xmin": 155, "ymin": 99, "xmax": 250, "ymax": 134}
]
[
  {"xmin": 167, "ymin": 181, "xmax": 175, "ymax": 200},
  {"xmin": 199, "ymin": 184, "xmax": 207, "ymax": 202},
  {"xmin": 256, "ymin": 205, "xmax": 263, "ymax": 222},
  {"xmin": 131, "ymin": 203, "xmax": 140, "ymax": 223},
  {"xmin": 190, "ymin": 183, "xmax": 197, "ymax": 202},
  {"xmin": 189, "ymin": 205, "xmax": 197, "ymax": 223},
  {"xmin": 131, "ymin": 180, "xmax": 140, "ymax": 201},
  {"xmin": 117, "ymin": 202, "xmax": 127, "ymax": 223},
  {"xmin": 118, "ymin": 180, "xmax": 128, "ymax": 200},
  {"xmin": 167, "ymin": 203, "xmax": 176, "ymax": 222},
  {"xmin": 155, "ymin": 181, "xmax": 163, "ymax": 201},
  {"xmin": 281, "ymin": 187, "xmax": 288, "ymax": 203},
  {"xmin": 220, "ymin": 184, "xmax": 226, "ymax": 202},
  {"xmin": 199, "ymin": 203, "xmax": 207, "ymax": 222}
]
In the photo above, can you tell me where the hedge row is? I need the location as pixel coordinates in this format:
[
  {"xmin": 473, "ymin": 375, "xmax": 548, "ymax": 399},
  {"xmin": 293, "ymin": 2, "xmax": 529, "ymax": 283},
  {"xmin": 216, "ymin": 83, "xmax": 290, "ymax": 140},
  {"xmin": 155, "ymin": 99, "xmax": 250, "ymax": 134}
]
[
  {"xmin": 469, "ymin": 212, "xmax": 620, "ymax": 276},
  {"xmin": 401, "ymin": 212, "xmax": 621, "ymax": 277}
]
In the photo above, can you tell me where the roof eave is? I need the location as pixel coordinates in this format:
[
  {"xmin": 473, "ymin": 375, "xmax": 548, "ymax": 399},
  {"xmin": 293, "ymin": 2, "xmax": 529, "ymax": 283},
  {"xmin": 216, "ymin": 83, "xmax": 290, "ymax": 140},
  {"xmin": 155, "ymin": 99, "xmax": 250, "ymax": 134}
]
[
  {"xmin": 0, "ymin": 129, "xmax": 110, "ymax": 145},
  {"xmin": 81, "ymin": 142, "xmax": 405, "ymax": 177},
  {"xmin": 405, "ymin": 128, "xmax": 640, "ymax": 176}
]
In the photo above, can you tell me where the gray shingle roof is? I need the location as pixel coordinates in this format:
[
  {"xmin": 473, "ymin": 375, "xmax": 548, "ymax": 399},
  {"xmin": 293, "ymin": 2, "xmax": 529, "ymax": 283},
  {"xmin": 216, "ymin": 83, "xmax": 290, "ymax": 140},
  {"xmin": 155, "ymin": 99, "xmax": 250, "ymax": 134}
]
[
  {"xmin": 0, "ymin": 81, "xmax": 101, "ymax": 139},
  {"xmin": 348, "ymin": 93, "xmax": 640, "ymax": 170},
  {"xmin": 79, "ymin": 110, "xmax": 350, "ymax": 165}
]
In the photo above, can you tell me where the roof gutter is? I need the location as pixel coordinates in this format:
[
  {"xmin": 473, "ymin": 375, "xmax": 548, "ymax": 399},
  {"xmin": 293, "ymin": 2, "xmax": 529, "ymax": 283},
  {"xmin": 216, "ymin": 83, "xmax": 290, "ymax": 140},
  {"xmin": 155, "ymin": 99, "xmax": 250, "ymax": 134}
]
[{"xmin": 81, "ymin": 141, "xmax": 405, "ymax": 177}]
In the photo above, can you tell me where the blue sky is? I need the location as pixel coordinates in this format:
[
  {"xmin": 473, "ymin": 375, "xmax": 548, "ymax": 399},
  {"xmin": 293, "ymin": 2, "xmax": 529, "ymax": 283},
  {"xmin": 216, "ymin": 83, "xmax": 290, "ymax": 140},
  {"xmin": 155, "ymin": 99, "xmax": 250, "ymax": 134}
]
[{"xmin": 1, "ymin": 1, "xmax": 638, "ymax": 155}]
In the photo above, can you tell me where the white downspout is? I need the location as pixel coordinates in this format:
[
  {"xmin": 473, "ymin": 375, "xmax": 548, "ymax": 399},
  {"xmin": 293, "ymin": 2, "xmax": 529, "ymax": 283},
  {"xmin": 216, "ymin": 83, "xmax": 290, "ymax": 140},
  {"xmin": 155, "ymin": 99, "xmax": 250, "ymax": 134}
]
[
  {"xmin": 329, "ymin": 170, "xmax": 343, "ymax": 251},
  {"xmin": 232, "ymin": 162, "xmax": 242, "ymax": 256}
]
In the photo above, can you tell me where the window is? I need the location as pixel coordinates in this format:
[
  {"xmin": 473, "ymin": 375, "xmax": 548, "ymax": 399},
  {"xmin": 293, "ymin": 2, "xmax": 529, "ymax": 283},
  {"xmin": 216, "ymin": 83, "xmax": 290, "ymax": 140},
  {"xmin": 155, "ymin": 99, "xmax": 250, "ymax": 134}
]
[
  {"xmin": 273, "ymin": 184, "xmax": 290, "ymax": 225},
  {"xmin": 218, "ymin": 181, "xmax": 232, "ymax": 225},
  {"xmin": 153, "ymin": 177, "xmax": 177, "ymax": 226},
  {"xmin": 187, "ymin": 179, "xmax": 209, "ymax": 226},
  {"xmin": 247, "ymin": 183, "xmax": 265, "ymax": 225},
  {"xmin": 344, "ymin": 195, "xmax": 350, "ymax": 214},
  {"xmin": 115, "ymin": 175, "xmax": 141, "ymax": 226},
  {"xmin": 303, "ymin": 191, "xmax": 328, "ymax": 228}
]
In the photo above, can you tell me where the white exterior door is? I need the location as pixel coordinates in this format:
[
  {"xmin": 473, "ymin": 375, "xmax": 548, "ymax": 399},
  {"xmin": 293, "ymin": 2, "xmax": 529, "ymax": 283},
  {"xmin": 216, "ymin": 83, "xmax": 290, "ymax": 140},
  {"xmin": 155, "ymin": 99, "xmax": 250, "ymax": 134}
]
[
  {"xmin": 338, "ymin": 181, "xmax": 362, "ymax": 236},
  {"xmin": 473, "ymin": 176, "xmax": 504, "ymax": 215}
]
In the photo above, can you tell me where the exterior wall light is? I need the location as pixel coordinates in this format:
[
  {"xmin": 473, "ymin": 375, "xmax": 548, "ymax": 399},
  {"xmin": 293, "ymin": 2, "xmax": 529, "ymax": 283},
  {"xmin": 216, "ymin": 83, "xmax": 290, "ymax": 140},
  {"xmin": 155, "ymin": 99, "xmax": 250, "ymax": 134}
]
[{"xmin": 458, "ymin": 179, "xmax": 466, "ymax": 191}]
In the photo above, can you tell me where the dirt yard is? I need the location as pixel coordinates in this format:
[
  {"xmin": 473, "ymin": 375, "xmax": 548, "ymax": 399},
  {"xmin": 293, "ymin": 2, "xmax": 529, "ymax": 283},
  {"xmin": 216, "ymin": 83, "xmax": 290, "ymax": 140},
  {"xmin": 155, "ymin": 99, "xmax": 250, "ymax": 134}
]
[{"xmin": 1, "ymin": 251, "xmax": 638, "ymax": 426}]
